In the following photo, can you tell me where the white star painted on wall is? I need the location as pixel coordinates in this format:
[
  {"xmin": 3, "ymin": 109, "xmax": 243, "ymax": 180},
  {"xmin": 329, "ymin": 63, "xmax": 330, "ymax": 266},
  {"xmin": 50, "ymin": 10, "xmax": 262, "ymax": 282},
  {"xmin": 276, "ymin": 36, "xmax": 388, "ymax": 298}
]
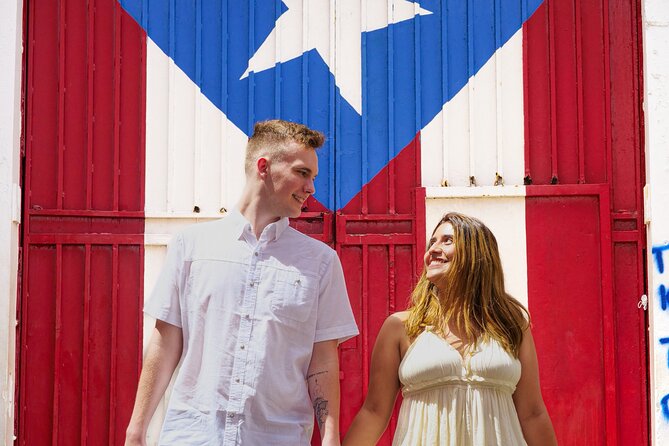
[{"xmin": 240, "ymin": 0, "xmax": 432, "ymax": 115}]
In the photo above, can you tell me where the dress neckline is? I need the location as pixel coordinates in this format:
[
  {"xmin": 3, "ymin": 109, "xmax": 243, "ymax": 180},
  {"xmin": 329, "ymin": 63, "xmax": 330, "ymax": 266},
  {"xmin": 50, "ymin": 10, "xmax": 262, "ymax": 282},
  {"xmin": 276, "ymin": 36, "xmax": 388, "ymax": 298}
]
[{"xmin": 400, "ymin": 329, "xmax": 485, "ymax": 372}]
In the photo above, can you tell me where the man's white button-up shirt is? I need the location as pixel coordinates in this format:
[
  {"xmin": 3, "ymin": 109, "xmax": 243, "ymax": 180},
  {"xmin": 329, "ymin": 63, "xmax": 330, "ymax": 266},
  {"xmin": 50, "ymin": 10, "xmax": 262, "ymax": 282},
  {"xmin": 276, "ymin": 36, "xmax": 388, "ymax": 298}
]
[{"xmin": 145, "ymin": 210, "xmax": 359, "ymax": 445}]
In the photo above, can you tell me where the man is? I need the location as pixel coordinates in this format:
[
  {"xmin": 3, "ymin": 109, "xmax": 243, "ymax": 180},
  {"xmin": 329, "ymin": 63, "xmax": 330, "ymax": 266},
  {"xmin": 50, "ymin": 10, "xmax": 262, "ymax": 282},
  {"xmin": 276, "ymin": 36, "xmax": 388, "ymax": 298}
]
[{"xmin": 125, "ymin": 120, "xmax": 359, "ymax": 445}]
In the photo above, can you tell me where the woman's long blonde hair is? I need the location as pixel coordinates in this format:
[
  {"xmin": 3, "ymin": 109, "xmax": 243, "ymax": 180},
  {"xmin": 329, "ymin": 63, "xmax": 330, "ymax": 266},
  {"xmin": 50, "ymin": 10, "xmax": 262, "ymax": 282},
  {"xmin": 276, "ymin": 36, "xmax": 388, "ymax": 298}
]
[{"xmin": 405, "ymin": 212, "xmax": 529, "ymax": 357}]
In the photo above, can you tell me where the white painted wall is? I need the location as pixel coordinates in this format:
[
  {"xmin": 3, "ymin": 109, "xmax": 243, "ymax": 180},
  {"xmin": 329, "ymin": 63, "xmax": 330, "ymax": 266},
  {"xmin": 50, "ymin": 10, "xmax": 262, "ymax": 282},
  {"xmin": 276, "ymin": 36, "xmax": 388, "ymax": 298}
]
[
  {"xmin": 421, "ymin": 29, "xmax": 525, "ymax": 188},
  {"xmin": 0, "ymin": 0, "xmax": 23, "ymax": 443},
  {"xmin": 425, "ymin": 187, "xmax": 528, "ymax": 309},
  {"xmin": 643, "ymin": 1, "xmax": 669, "ymax": 444}
]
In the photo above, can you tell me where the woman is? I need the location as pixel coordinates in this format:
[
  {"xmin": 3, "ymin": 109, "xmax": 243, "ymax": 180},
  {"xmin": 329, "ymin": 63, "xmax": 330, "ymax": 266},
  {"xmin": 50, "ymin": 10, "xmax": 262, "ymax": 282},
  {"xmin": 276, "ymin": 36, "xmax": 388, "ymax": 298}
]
[{"xmin": 343, "ymin": 212, "xmax": 557, "ymax": 446}]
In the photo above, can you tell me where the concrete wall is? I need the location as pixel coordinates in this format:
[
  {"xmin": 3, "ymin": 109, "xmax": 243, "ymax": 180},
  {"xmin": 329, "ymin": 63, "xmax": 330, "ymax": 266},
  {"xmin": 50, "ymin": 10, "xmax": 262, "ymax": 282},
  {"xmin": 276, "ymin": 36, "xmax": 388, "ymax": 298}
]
[{"xmin": 0, "ymin": 0, "xmax": 23, "ymax": 443}]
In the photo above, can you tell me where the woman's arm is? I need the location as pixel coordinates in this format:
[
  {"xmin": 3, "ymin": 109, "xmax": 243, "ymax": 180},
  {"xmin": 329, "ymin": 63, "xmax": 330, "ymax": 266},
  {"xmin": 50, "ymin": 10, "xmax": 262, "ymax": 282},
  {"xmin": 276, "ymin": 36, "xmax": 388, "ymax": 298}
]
[
  {"xmin": 343, "ymin": 313, "xmax": 406, "ymax": 446},
  {"xmin": 512, "ymin": 328, "xmax": 558, "ymax": 446}
]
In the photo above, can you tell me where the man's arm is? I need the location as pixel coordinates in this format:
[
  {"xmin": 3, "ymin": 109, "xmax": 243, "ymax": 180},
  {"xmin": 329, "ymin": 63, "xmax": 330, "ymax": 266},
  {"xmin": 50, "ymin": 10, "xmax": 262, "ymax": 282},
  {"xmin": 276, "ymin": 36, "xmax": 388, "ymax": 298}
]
[
  {"xmin": 307, "ymin": 339, "xmax": 341, "ymax": 446},
  {"xmin": 125, "ymin": 319, "xmax": 183, "ymax": 446}
]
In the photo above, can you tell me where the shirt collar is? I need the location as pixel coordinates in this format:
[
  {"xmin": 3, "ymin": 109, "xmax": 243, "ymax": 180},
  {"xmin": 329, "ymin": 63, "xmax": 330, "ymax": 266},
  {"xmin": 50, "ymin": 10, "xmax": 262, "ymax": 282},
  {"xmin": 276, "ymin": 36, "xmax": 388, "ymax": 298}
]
[{"xmin": 227, "ymin": 209, "xmax": 290, "ymax": 243}]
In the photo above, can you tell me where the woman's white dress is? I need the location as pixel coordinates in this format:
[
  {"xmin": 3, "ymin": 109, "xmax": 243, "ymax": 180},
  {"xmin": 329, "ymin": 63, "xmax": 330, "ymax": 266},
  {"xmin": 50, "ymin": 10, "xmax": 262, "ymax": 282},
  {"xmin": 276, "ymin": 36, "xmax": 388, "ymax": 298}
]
[{"xmin": 393, "ymin": 328, "xmax": 527, "ymax": 446}]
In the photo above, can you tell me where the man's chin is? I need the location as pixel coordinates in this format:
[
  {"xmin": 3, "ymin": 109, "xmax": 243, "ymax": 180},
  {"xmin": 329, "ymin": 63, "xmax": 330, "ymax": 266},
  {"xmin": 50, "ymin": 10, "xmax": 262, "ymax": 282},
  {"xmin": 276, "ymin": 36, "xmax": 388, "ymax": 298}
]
[{"xmin": 287, "ymin": 207, "xmax": 303, "ymax": 218}]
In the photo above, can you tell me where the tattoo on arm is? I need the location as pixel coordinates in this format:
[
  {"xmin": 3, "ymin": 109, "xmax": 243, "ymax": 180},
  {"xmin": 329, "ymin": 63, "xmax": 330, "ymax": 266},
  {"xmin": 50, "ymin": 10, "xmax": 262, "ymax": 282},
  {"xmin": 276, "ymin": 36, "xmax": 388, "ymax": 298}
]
[
  {"xmin": 307, "ymin": 370, "xmax": 328, "ymax": 380},
  {"xmin": 308, "ymin": 371, "xmax": 330, "ymax": 431}
]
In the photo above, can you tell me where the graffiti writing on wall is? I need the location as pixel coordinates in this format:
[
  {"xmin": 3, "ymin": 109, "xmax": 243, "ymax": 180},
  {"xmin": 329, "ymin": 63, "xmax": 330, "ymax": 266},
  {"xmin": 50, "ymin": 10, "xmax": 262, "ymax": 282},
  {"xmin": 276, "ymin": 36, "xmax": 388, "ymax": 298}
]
[{"xmin": 654, "ymin": 242, "xmax": 669, "ymax": 420}]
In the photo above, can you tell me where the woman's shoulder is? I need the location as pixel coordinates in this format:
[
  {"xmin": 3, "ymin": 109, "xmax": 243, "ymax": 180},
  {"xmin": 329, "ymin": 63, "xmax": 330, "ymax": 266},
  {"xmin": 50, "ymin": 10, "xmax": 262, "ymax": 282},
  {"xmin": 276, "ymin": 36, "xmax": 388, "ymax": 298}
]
[
  {"xmin": 389, "ymin": 310, "xmax": 411, "ymax": 322},
  {"xmin": 377, "ymin": 311, "xmax": 411, "ymax": 342}
]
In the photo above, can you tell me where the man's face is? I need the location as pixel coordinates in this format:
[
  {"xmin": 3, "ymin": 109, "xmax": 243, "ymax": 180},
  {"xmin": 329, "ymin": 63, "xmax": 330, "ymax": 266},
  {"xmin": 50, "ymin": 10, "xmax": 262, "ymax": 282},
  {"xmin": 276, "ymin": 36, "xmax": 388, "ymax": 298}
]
[{"xmin": 266, "ymin": 142, "xmax": 318, "ymax": 218}]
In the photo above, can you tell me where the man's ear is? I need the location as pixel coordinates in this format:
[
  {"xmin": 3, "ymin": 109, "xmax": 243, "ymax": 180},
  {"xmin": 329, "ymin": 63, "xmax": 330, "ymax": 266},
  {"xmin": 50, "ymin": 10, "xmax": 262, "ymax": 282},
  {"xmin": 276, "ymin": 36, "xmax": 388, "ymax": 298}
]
[{"xmin": 257, "ymin": 157, "xmax": 269, "ymax": 178}]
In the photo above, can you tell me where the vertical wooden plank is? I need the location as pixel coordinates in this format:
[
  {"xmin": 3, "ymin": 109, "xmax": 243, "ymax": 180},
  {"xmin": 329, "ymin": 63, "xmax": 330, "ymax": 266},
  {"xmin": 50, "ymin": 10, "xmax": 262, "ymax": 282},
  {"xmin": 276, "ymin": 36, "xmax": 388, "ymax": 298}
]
[
  {"xmin": 574, "ymin": 0, "xmax": 586, "ymax": 183},
  {"xmin": 466, "ymin": 0, "xmax": 476, "ymax": 183},
  {"xmin": 361, "ymin": 243, "xmax": 369, "ymax": 395},
  {"xmin": 597, "ymin": 188, "xmax": 619, "ymax": 446},
  {"xmin": 86, "ymin": 0, "xmax": 95, "ymax": 210},
  {"xmin": 113, "ymin": 4, "xmax": 121, "ymax": 211},
  {"xmin": 108, "ymin": 245, "xmax": 119, "ymax": 446},
  {"xmin": 194, "ymin": 0, "xmax": 203, "ymax": 212},
  {"xmin": 57, "ymin": 0, "xmax": 66, "ymax": 210},
  {"xmin": 25, "ymin": 2, "xmax": 60, "ymax": 208},
  {"xmin": 22, "ymin": 247, "xmax": 57, "ymax": 446},
  {"xmin": 166, "ymin": 0, "xmax": 176, "ymax": 213},
  {"xmin": 494, "ymin": 0, "xmax": 504, "ymax": 183},
  {"xmin": 58, "ymin": 245, "xmax": 85, "ymax": 446},
  {"xmin": 119, "ymin": 4, "xmax": 146, "ymax": 212},
  {"xmin": 220, "ymin": 0, "xmax": 229, "ymax": 209},
  {"xmin": 247, "ymin": 0, "xmax": 255, "ymax": 133},
  {"xmin": 581, "ymin": 0, "xmax": 607, "ymax": 184},
  {"xmin": 88, "ymin": 245, "xmax": 112, "ymax": 445},
  {"xmin": 63, "ymin": 0, "xmax": 88, "ymax": 210},
  {"xmin": 80, "ymin": 245, "xmax": 91, "ymax": 445},
  {"xmin": 440, "ymin": 0, "xmax": 449, "ymax": 185},
  {"xmin": 547, "ymin": 0, "xmax": 559, "ymax": 182},
  {"xmin": 301, "ymin": 0, "xmax": 308, "ymax": 125},
  {"xmin": 51, "ymin": 244, "xmax": 62, "ymax": 446},
  {"xmin": 361, "ymin": 0, "xmax": 369, "ymax": 215},
  {"xmin": 387, "ymin": 0, "xmax": 395, "ymax": 215},
  {"xmin": 609, "ymin": 0, "xmax": 642, "ymax": 212},
  {"xmin": 92, "ymin": 0, "xmax": 114, "ymax": 211}
]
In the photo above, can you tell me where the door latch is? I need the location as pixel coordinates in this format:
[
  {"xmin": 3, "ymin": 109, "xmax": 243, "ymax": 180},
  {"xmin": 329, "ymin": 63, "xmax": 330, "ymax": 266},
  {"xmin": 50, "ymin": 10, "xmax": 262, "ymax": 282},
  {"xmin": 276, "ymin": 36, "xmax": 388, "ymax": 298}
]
[{"xmin": 638, "ymin": 294, "xmax": 648, "ymax": 311}]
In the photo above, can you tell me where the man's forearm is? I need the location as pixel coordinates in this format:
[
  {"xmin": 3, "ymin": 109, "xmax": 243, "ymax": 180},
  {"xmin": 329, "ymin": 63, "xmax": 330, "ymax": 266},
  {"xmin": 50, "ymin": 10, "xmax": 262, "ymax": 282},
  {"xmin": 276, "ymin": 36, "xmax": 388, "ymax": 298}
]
[
  {"xmin": 308, "ymin": 340, "xmax": 341, "ymax": 445},
  {"xmin": 125, "ymin": 321, "xmax": 182, "ymax": 445}
]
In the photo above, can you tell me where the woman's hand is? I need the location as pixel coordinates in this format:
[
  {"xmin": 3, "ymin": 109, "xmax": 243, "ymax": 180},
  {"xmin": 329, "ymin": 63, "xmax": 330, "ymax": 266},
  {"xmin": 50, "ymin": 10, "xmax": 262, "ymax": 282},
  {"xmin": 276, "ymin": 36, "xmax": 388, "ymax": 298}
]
[{"xmin": 342, "ymin": 312, "xmax": 408, "ymax": 446}]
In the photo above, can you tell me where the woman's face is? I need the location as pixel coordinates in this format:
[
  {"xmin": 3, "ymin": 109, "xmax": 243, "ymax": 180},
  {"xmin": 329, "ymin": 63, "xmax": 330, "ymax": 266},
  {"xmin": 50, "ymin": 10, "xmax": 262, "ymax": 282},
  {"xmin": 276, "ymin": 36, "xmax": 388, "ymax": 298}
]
[{"xmin": 424, "ymin": 222, "xmax": 456, "ymax": 283}]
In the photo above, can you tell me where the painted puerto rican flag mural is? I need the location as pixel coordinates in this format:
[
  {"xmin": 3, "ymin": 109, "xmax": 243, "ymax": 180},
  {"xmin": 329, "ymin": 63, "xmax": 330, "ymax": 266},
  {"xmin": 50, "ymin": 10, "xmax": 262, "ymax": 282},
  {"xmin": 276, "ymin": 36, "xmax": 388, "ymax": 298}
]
[{"xmin": 18, "ymin": 0, "xmax": 648, "ymax": 445}]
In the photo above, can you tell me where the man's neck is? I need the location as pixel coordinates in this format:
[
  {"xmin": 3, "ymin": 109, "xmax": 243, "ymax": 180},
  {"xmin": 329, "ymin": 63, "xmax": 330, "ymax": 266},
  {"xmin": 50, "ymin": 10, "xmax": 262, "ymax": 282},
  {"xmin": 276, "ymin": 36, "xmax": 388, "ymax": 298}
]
[{"xmin": 236, "ymin": 193, "xmax": 281, "ymax": 240}]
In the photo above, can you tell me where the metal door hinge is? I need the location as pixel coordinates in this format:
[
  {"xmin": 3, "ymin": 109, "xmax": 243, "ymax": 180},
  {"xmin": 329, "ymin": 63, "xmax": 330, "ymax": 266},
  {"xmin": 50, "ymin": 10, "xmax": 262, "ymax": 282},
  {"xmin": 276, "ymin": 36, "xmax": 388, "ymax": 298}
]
[{"xmin": 638, "ymin": 294, "xmax": 648, "ymax": 311}]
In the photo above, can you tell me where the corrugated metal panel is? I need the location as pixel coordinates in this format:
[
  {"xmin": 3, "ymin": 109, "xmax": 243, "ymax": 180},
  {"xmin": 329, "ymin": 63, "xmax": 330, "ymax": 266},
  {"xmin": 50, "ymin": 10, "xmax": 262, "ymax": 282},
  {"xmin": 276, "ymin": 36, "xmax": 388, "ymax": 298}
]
[
  {"xmin": 19, "ymin": 1, "xmax": 648, "ymax": 445},
  {"xmin": 19, "ymin": 1, "xmax": 145, "ymax": 445},
  {"xmin": 524, "ymin": 1, "xmax": 647, "ymax": 444},
  {"xmin": 421, "ymin": 3, "xmax": 527, "ymax": 188}
]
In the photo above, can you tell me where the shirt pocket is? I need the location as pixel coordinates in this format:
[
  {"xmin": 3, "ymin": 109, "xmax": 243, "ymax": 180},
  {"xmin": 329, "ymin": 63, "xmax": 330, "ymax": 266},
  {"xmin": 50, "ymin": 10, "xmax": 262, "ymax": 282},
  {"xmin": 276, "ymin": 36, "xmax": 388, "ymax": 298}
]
[{"xmin": 271, "ymin": 270, "xmax": 318, "ymax": 323}]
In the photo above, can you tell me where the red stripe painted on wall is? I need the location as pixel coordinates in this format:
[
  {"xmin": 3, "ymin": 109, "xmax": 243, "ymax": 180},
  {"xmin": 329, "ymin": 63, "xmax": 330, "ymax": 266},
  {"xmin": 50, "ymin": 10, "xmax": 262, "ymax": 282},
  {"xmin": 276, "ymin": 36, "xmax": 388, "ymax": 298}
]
[
  {"xmin": 523, "ymin": 0, "xmax": 647, "ymax": 444},
  {"xmin": 18, "ymin": 1, "xmax": 146, "ymax": 444}
]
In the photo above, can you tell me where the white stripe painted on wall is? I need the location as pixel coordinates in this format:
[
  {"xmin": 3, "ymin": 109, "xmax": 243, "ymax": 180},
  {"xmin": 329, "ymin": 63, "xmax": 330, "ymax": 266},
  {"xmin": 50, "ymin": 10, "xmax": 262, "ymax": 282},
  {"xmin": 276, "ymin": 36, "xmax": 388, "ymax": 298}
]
[
  {"xmin": 421, "ymin": 29, "xmax": 525, "ymax": 188},
  {"xmin": 0, "ymin": 1, "xmax": 23, "ymax": 443}
]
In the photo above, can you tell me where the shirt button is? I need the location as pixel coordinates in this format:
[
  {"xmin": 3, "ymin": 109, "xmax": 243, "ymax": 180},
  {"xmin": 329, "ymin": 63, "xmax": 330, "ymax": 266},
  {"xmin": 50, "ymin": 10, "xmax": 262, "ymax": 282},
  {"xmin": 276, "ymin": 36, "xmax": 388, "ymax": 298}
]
[
  {"xmin": 228, "ymin": 413, "xmax": 235, "ymax": 419},
  {"xmin": 254, "ymin": 252, "xmax": 259, "ymax": 256},
  {"xmin": 240, "ymin": 345, "xmax": 245, "ymax": 350},
  {"xmin": 249, "ymin": 282, "xmax": 254, "ymax": 288},
  {"xmin": 244, "ymin": 314, "xmax": 250, "ymax": 319},
  {"xmin": 235, "ymin": 378, "xmax": 240, "ymax": 383}
]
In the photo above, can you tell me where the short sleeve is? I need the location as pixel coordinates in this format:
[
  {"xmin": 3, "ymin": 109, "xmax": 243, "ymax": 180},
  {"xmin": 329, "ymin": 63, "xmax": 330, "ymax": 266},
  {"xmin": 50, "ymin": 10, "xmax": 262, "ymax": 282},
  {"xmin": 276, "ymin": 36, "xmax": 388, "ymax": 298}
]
[
  {"xmin": 144, "ymin": 232, "xmax": 185, "ymax": 327},
  {"xmin": 314, "ymin": 251, "xmax": 359, "ymax": 344}
]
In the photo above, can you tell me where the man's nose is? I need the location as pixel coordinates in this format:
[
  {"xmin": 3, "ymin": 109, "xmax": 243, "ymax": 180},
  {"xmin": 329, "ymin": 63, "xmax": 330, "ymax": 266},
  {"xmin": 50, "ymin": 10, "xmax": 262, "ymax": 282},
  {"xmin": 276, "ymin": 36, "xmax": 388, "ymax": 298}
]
[{"xmin": 305, "ymin": 178, "xmax": 315, "ymax": 195}]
